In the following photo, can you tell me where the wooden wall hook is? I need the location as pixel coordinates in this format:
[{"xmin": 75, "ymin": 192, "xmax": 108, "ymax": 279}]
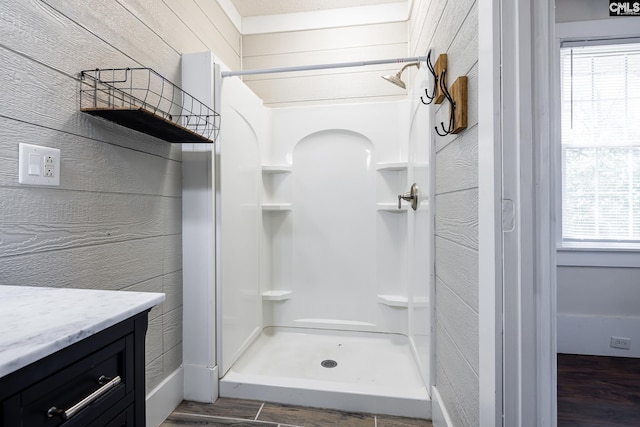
[
  {"xmin": 433, "ymin": 54, "xmax": 447, "ymax": 104},
  {"xmin": 449, "ymin": 76, "xmax": 467, "ymax": 134}
]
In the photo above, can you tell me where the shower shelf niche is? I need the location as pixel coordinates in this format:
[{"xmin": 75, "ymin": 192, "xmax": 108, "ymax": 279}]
[
  {"xmin": 376, "ymin": 161, "xmax": 408, "ymax": 172},
  {"xmin": 376, "ymin": 161, "xmax": 409, "ymax": 211},
  {"xmin": 376, "ymin": 203, "xmax": 408, "ymax": 212},
  {"xmin": 262, "ymin": 290, "xmax": 293, "ymax": 301},
  {"xmin": 262, "ymin": 165, "xmax": 292, "ymax": 174},
  {"xmin": 80, "ymin": 68, "xmax": 219, "ymax": 143},
  {"xmin": 262, "ymin": 203, "xmax": 292, "ymax": 211},
  {"xmin": 377, "ymin": 295, "xmax": 429, "ymax": 308},
  {"xmin": 377, "ymin": 295, "xmax": 408, "ymax": 307}
]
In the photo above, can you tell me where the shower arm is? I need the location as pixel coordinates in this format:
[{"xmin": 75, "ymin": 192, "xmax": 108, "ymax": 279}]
[{"xmin": 221, "ymin": 56, "xmax": 429, "ymax": 78}]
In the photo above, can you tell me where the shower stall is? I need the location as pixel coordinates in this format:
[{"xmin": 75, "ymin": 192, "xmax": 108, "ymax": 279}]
[{"xmin": 183, "ymin": 53, "xmax": 434, "ymax": 419}]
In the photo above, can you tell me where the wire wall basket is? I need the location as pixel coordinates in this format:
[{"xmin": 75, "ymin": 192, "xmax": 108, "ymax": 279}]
[{"xmin": 80, "ymin": 68, "xmax": 219, "ymax": 143}]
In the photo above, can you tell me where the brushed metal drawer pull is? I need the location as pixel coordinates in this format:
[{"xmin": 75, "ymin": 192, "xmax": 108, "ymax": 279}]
[{"xmin": 47, "ymin": 375, "xmax": 121, "ymax": 420}]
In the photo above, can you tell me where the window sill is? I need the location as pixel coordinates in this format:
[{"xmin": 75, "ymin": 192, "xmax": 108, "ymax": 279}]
[{"xmin": 557, "ymin": 245, "xmax": 640, "ymax": 268}]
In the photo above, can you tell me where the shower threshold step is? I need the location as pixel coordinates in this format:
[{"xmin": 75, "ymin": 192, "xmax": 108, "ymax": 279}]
[
  {"xmin": 219, "ymin": 327, "xmax": 431, "ymax": 419},
  {"xmin": 220, "ymin": 375, "xmax": 430, "ymax": 419}
]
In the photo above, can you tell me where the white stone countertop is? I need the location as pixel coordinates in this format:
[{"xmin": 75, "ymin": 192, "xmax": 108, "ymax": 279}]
[{"xmin": 0, "ymin": 285, "xmax": 164, "ymax": 378}]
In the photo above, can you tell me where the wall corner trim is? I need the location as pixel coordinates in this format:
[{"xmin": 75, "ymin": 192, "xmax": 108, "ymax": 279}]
[
  {"xmin": 146, "ymin": 366, "xmax": 184, "ymax": 427},
  {"xmin": 184, "ymin": 364, "xmax": 220, "ymax": 403},
  {"xmin": 431, "ymin": 386, "xmax": 454, "ymax": 427}
]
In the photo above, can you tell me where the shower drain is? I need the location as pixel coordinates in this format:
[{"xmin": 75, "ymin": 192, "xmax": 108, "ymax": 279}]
[{"xmin": 320, "ymin": 359, "xmax": 338, "ymax": 368}]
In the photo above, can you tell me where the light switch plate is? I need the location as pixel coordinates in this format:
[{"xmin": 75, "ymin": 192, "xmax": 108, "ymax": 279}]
[{"xmin": 18, "ymin": 143, "xmax": 61, "ymax": 186}]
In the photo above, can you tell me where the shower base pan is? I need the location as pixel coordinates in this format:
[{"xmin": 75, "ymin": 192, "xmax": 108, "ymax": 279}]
[{"xmin": 219, "ymin": 327, "xmax": 431, "ymax": 419}]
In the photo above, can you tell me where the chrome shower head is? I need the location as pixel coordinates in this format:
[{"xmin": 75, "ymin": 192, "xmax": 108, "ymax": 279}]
[
  {"xmin": 381, "ymin": 62, "xmax": 420, "ymax": 89},
  {"xmin": 382, "ymin": 71, "xmax": 406, "ymax": 89}
]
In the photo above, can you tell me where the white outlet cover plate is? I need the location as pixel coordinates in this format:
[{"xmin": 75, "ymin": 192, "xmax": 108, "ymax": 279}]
[{"xmin": 18, "ymin": 143, "xmax": 61, "ymax": 186}]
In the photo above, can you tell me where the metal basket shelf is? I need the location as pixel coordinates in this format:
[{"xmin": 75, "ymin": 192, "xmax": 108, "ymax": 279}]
[{"xmin": 80, "ymin": 68, "xmax": 219, "ymax": 143}]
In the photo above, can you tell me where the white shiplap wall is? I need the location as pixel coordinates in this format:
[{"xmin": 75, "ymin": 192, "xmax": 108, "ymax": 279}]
[
  {"xmin": 410, "ymin": 0, "xmax": 479, "ymax": 426},
  {"xmin": 241, "ymin": 20, "xmax": 409, "ymax": 106},
  {"xmin": 0, "ymin": 0, "xmax": 239, "ymax": 395}
]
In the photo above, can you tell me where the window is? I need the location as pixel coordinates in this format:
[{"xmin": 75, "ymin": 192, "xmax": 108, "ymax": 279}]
[{"xmin": 560, "ymin": 41, "xmax": 640, "ymax": 246}]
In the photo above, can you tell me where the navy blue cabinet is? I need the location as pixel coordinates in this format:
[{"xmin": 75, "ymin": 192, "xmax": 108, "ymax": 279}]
[{"xmin": 0, "ymin": 311, "xmax": 149, "ymax": 427}]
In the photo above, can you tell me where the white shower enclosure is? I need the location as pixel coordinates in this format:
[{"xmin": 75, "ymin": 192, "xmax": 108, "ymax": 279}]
[{"xmin": 215, "ymin": 64, "xmax": 434, "ymax": 418}]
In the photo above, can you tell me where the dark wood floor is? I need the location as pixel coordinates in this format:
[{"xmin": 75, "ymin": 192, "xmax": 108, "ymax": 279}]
[
  {"xmin": 558, "ymin": 354, "xmax": 640, "ymax": 426},
  {"xmin": 161, "ymin": 398, "xmax": 433, "ymax": 427},
  {"xmin": 161, "ymin": 355, "xmax": 640, "ymax": 426}
]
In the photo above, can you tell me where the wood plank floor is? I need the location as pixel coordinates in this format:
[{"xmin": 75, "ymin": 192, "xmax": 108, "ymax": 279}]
[
  {"xmin": 161, "ymin": 354, "xmax": 640, "ymax": 426},
  {"xmin": 558, "ymin": 353, "xmax": 640, "ymax": 426},
  {"xmin": 161, "ymin": 398, "xmax": 433, "ymax": 427}
]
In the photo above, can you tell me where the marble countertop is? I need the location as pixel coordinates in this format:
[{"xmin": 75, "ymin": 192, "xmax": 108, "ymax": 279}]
[{"xmin": 0, "ymin": 285, "xmax": 165, "ymax": 378}]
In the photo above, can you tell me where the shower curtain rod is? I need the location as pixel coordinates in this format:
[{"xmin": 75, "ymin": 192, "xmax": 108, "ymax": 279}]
[{"xmin": 220, "ymin": 56, "xmax": 428, "ymax": 78}]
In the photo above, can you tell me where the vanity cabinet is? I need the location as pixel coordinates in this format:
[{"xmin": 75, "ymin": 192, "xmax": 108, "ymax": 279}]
[{"xmin": 0, "ymin": 311, "xmax": 148, "ymax": 427}]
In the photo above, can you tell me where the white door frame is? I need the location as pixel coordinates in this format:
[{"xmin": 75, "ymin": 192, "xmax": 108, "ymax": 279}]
[
  {"xmin": 478, "ymin": 0, "xmax": 503, "ymax": 424},
  {"xmin": 479, "ymin": 0, "xmax": 557, "ymax": 425},
  {"xmin": 500, "ymin": 0, "xmax": 557, "ymax": 425}
]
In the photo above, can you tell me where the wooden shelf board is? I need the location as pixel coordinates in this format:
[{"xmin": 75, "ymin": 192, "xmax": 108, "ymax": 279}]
[{"xmin": 82, "ymin": 107, "xmax": 214, "ymax": 143}]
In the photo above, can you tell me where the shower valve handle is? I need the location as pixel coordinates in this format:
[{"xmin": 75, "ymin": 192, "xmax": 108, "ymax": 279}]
[{"xmin": 398, "ymin": 183, "xmax": 419, "ymax": 211}]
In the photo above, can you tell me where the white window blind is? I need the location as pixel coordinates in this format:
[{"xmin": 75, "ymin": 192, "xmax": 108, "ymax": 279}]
[{"xmin": 560, "ymin": 42, "xmax": 640, "ymax": 244}]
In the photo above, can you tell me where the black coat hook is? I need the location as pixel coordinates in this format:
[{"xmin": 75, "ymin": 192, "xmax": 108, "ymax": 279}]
[
  {"xmin": 420, "ymin": 49, "xmax": 438, "ymax": 105},
  {"xmin": 435, "ymin": 69, "xmax": 456, "ymax": 136}
]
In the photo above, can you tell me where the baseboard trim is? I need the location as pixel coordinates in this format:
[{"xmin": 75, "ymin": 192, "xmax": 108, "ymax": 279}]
[
  {"xmin": 146, "ymin": 366, "xmax": 184, "ymax": 427},
  {"xmin": 431, "ymin": 386, "xmax": 453, "ymax": 427},
  {"xmin": 184, "ymin": 364, "xmax": 219, "ymax": 402},
  {"xmin": 557, "ymin": 314, "xmax": 640, "ymax": 357}
]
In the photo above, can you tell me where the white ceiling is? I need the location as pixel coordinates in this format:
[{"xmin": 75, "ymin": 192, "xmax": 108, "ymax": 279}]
[{"xmin": 231, "ymin": 0, "xmax": 406, "ymax": 17}]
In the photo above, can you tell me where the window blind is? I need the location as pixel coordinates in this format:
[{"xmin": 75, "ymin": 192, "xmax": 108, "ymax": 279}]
[{"xmin": 560, "ymin": 42, "xmax": 640, "ymax": 242}]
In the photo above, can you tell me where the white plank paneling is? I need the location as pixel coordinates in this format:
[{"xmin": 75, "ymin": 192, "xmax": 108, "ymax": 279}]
[
  {"xmin": 435, "ymin": 360, "xmax": 470, "ymax": 427},
  {"xmin": 446, "ymin": 5, "xmax": 479, "ymax": 77},
  {"xmin": 40, "ymin": 0, "xmax": 181, "ymax": 81},
  {"xmin": 0, "ymin": 119, "xmax": 182, "ymax": 195},
  {"xmin": 163, "ymin": 307, "xmax": 184, "ymax": 351},
  {"xmin": 124, "ymin": 276, "xmax": 165, "ymax": 320},
  {"xmin": 162, "ymin": 341, "xmax": 183, "ymax": 376},
  {"xmin": 436, "ymin": 322, "xmax": 478, "ymax": 427},
  {"xmin": 116, "ymin": 0, "xmax": 207, "ymax": 55},
  {"xmin": 0, "ymin": 0, "xmax": 240, "ymax": 413},
  {"xmin": 246, "ymin": 69, "xmax": 407, "ymax": 106},
  {"xmin": 162, "ymin": 270, "xmax": 184, "ymax": 314},
  {"xmin": 410, "ymin": 0, "xmax": 480, "ymax": 424},
  {"xmin": 145, "ymin": 354, "xmax": 165, "ymax": 392},
  {"xmin": 0, "ymin": 188, "xmax": 180, "ymax": 257},
  {"xmin": 435, "ymin": 236, "xmax": 479, "ymax": 313},
  {"xmin": 409, "ymin": 0, "xmax": 445, "ymax": 57},
  {"xmin": 242, "ymin": 43, "xmax": 408, "ymax": 79},
  {"xmin": 146, "ymin": 315, "xmax": 164, "ymax": 363},
  {"xmin": 243, "ymin": 21, "xmax": 407, "ymax": 57},
  {"xmin": 1, "ymin": 1, "xmax": 161, "ymax": 78},
  {"xmin": 193, "ymin": 0, "xmax": 241, "ymax": 54},
  {"xmin": 163, "ymin": 234, "xmax": 183, "ymax": 275},
  {"xmin": 435, "ymin": 188, "xmax": 479, "ymax": 251},
  {"xmin": 435, "ymin": 125, "xmax": 478, "ymax": 194},
  {"xmin": 163, "ymin": 0, "xmax": 241, "ymax": 69},
  {"xmin": 436, "ymin": 277, "xmax": 479, "ymax": 374},
  {"xmin": 0, "ymin": 237, "xmax": 165, "ymax": 289},
  {"xmin": 241, "ymin": 19, "xmax": 409, "ymax": 105},
  {"xmin": 429, "ymin": 0, "xmax": 476, "ymax": 57}
]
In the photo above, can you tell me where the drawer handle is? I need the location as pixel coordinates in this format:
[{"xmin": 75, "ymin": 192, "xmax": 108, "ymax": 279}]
[{"xmin": 47, "ymin": 375, "xmax": 121, "ymax": 420}]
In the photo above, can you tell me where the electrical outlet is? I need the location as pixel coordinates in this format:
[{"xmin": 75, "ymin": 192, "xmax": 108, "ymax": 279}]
[
  {"xmin": 18, "ymin": 143, "xmax": 60, "ymax": 186},
  {"xmin": 610, "ymin": 336, "xmax": 631, "ymax": 350}
]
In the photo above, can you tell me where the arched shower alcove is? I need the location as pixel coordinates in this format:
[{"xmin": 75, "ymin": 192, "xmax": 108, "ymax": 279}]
[{"xmin": 182, "ymin": 53, "xmax": 434, "ymax": 419}]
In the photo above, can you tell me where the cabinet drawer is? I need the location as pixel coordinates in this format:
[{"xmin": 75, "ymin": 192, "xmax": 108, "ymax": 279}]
[
  {"xmin": 88, "ymin": 404, "xmax": 134, "ymax": 427},
  {"xmin": 20, "ymin": 336, "xmax": 133, "ymax": 427}
]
